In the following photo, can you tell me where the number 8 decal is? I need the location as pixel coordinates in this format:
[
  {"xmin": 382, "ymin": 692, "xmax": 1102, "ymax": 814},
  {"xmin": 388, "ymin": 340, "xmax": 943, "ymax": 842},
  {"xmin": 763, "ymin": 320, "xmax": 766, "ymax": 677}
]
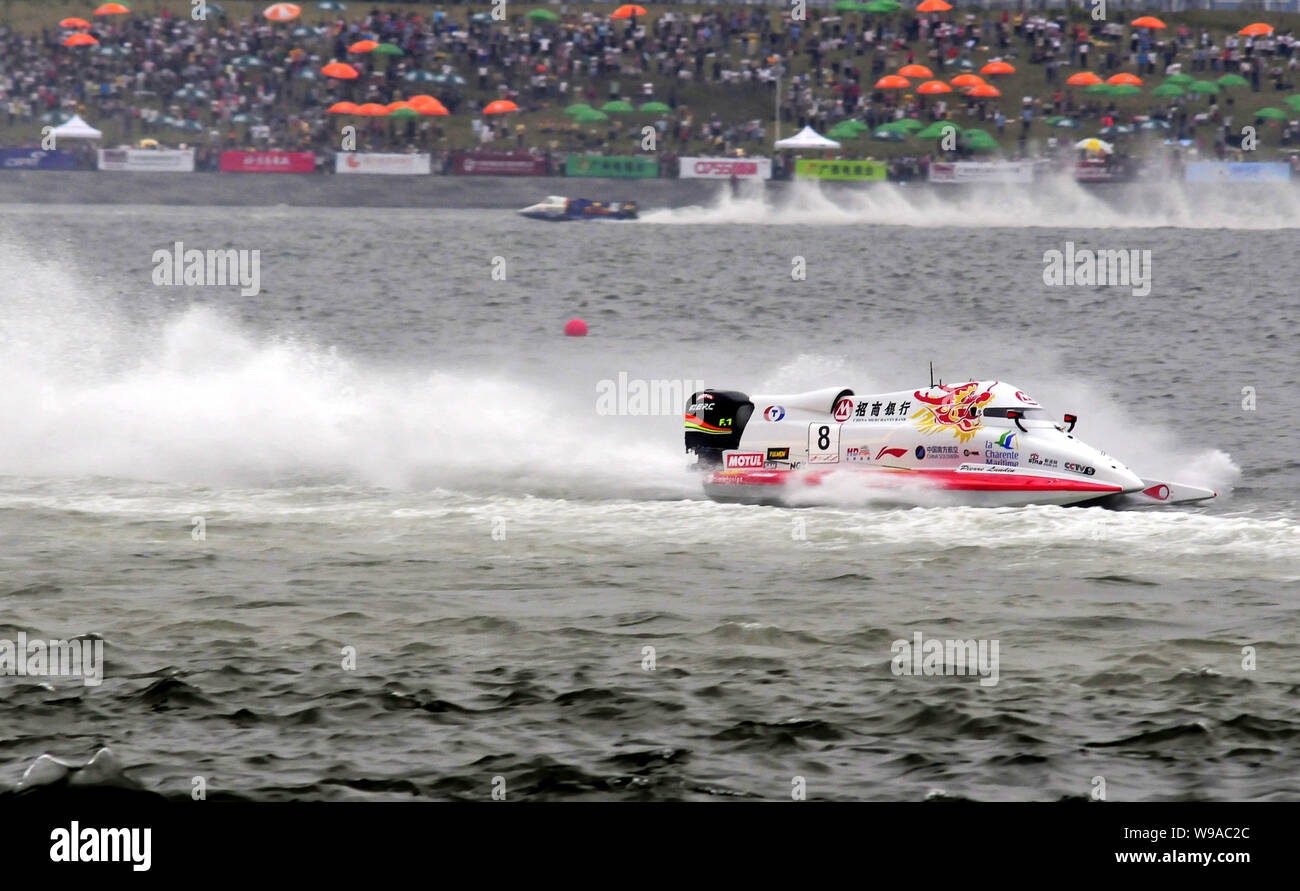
[{"xmin": 808, "ymin": 423, "xmax": 840, "ymax": 464}]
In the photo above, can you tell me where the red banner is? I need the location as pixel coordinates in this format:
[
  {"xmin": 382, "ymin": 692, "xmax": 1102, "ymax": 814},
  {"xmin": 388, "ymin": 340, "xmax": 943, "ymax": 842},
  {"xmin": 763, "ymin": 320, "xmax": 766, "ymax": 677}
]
[
  {"xmin": 453, "ymin": 152, "xmax": 549, "ymax": 176},
  {"xmin": 220, "ymin": 151, "xmax": 317, "ymax": 174}
]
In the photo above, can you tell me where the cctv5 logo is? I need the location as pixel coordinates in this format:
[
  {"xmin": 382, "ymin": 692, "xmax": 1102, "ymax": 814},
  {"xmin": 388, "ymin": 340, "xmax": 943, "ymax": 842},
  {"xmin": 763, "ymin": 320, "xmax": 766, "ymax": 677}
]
[{"xmin": 1064, "ymin": 462, "xmax": 1095, "ymax": 476}]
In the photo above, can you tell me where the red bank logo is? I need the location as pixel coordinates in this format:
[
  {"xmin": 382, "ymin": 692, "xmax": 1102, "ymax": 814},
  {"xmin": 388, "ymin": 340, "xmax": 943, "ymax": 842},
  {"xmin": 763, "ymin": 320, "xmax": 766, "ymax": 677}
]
[
  {"xmin": 875, "ymin": 447, "xmax": 908, "ymax": 460},
  {"xmin": 833, "ymin": 398, "xmax": 854, "ymax": 422},
  {"xmin": 724, "ymin": 452, "xmax": 765, "ymax": 469}
]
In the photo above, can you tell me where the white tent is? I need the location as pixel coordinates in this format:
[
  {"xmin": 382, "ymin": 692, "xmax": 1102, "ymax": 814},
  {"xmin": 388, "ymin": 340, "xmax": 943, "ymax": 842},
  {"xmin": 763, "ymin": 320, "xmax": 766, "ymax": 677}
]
[
  {"xmin": 51, "ymin": 115, "xmax": 102, "ymax": 140},
  {"xmin": 774, "ymin": 125, "xmax": 841, "ymax": 150}
]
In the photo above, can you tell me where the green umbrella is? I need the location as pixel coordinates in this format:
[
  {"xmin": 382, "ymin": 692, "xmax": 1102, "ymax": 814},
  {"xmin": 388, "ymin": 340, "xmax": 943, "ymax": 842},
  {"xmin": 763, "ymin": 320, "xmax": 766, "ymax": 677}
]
[
  {"xmin": 600, "ymin": 100, "xmax": 635, "ymax": 113},
  {"xmin": 1138, "ymin": 119, "xmax": 1171, "ymax": 130},
  {"xmin": 1110, "ymin": 84, "xmax": 1141, "ymax": 97},
  {"xmin": 828, "ymin": 124, "xmax": 862, "ymax": 140},
  {"xmin": 388, "ymin": 107, "xmax": 419, "ymax": 118},
  {"xmin": 291, "ymin": 26, "xmax": 313, "ymax": 37},
  {"xmin": 317, "ymin": 1, "xmax": 347, "ymax": 9},
  {"xmin": 527, "ymin": 9, "xmax": 559, "ymax": 21},
  {"xmin": 404, "ymin": 71, "xmax": 437, "ymax": 83},
  {"xmin": 1255, "ymin": 107, "xmax": 1290, "ymax": 120},
  {"xmin": 174, "ymin": 86, "xmax": 210, "ymax": 101},
  {"xmin": 469, "ymin": 13, "xmax": 493, "ymax": 24},
  {"xmin": 1152, "ymin": 83, "xmax": 1184, "ymax": 97},
  {"xmin": 1084, "ymin": 83, "xmax": 1116, "ymax": 95},
  {"xmin": 871, "ymin": 128, "xmax": 907, "ymax": 142},
  {"xmin": 833, "ymin": 0, "xmax": 860, "ymax": 10},
  {"xmin": 639, "ymin": 101, "xmax": 672, "ymax": 113},
  {"xmin": 231, "ymin": 55, "xmax": 264, "ymax": 68},
  {"xmin": 207, "ymin": 2, "xmax": 226, "ymax": 14},
  {"xmin": 916, "ymin": 121, "xmax": 957, "ymax": 138},
  {"xmin": 963, "ymin": 134, "xmax": 999, "ymax": 153},
  {"xmin": 295, "ymin": 69, "xmax": 319, "ymax": 80},
  {"xmin": 433, "ymin": 73, "xmax": 466, "ymax": 86},
  {"xmin": 1164, "ymin": 73, "xmax": 1194, "ymax": 85},
  {"xmin": 1048, "ymin": 117, "xmax": 1081, "ymax": 128},
  {"xmin": 97, "ymin": 45, "xmax": 128, "ymax": 58},
  {"xmin": 230, "ymin": 113, "xmax": 252, "ymax": 123},
  {"xmin": 1188, "ymin": 80, "xmax": 1220, "ymax": 95},
  {"xmin": 372, "ymin": 43, "xmax": 403, "ymax": 56},
  {"xmin": 574, "ymin": 108, "xmax": 609, "ymax": 123},
  {"xmin": 38, "ymin": 110, "xmax": 72, "ymax": 125},
  {"xmin": 1098, "ymin": 124, "xmax": 1134, "ymax": 137},
  {"xmin": 1217, "ymin": 74, "xmax": 1248, "ymax": 87},
  {"xmin": 564, "ymin": 103, "xmax": 593, "ymax": 116},
  {"xmin": 844, "ymin": 120, "xmax": 870, "ymax": 132},
  {"xmin": 876, "ymin": 120, "xmax": 912, "ymax": 134},
  {"xmin": 892, "ymin": 118, "xmax": 925, "ymax": 132},
  {"xmin": 864, "ymin": 0, "xmax": 901, "ymax": 12},
  {"xmin": 1284, "ymin": 94, "xmax": 1300, "ymax": 109}
]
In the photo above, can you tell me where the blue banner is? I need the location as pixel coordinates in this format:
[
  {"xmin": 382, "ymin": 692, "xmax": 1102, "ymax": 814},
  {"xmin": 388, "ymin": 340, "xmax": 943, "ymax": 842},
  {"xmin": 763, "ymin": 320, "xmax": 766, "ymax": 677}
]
[
  {"xmin": 0, "ymin": 148, "xmax": 78, "ymax": 170},
  {"xmin": 1184, "ymin": 162, "xmax": 1291, "ymax": 183}
]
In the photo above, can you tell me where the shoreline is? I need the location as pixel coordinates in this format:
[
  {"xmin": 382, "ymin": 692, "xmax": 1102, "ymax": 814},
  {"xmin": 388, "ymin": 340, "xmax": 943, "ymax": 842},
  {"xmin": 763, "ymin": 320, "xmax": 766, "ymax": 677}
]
[{"xmin": 0, "ymin": 171, "xmax": 1290, "ymax": 209}]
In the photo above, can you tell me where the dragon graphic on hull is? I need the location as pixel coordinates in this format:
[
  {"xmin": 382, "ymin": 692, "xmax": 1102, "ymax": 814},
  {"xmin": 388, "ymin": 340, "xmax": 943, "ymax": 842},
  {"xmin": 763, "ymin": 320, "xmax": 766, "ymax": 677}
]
[{"xmin": 909, "ymin": 382, "xmax": 997, "ymax": 443}]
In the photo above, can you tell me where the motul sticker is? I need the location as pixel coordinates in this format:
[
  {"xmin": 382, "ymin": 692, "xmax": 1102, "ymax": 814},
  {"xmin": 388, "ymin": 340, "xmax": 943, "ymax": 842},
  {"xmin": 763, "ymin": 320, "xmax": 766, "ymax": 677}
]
[{"xmin": 724, "ymin": 452, "xmax": 765, "ymax": 469}]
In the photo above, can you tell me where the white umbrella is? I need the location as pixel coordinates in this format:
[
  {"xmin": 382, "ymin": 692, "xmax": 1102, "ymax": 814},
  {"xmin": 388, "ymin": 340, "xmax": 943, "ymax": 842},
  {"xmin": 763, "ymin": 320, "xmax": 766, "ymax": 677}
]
[{"xmin": 774, "ymin": 125, "xmax": 841, "ymax": 150}]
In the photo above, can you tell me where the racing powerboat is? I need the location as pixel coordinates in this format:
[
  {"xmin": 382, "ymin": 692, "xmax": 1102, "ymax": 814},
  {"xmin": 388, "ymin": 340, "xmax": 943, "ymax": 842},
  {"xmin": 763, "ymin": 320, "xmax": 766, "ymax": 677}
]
[
  {"xmin": 517, "ymin": 196, "xmax": 638, "ymax": 221},
  {"xmin": 685, "ymin": 380, "xmax": 1216, "ymax": 508}
]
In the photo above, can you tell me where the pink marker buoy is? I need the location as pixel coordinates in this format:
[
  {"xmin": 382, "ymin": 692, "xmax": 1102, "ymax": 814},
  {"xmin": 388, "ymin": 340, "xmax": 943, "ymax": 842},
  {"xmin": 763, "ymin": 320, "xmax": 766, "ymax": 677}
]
[{"xmin": 564, "ymin": 318, "xmax": 588, "ymax": 337}]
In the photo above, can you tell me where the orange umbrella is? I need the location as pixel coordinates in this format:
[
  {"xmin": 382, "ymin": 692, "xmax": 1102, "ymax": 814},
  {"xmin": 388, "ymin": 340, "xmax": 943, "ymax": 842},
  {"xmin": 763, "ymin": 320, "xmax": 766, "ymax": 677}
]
[
  {"xmin": 356, "ymin": 103, "xmax": 389, "ymax": 116},
  {"xmin": 1106, "ymin": 73, "xmax": 1142, "ymax": 86},
  {"xmin": 950, "ymin": 74, "xmax": 985, "ymax": 87},
  {"xmin": 1066, "ymin": 71, "xmax": 1102, "ymax": 86},
  {"xmin": 1131, "ymin": 16, "xmax": 1166, "ymax": 29},
  {"xmin": 321, "ymin": 61, "xmax": 359, "ymax": 79},
  {"xmin": 348, "ymin": 40, "xmax": 379, "ymax": 53},
  {"xmin": 386, "ymin": 101, "xmax": 415, "ymax": 113},
  {"xmin": 63, "ymin": 33, "xmax": 99, "ymax": 47},
  {"xmin": 483, "ymin": 99, "xmax": 519, "ymax": 114},
  {"xmin": 898, "ymin": 64, "xmax": 933, "ymax": 78},
  {"xmin": 610, "ymin": 4, "xmax": 647, "ymax": 18},
  {"xmin": 875, "ymin": 75, "xmax": 911, "ymax": 89},
  {"xmin": 327, "ymin": 101, "xmax": 361, "ymax": 114},
  {"xmin": 59, "ymin": 17, "xmax": 92, "ymax": 28},
  {"xmin": 409, "ymin": 95, "xmax": 448, "ymax": 115},
  {"xmin": 917, "ymin": 0, "xmax": 952, "ymax": 11},
  {"xmin": 263, "ymin": 3, "xmax": 301, "ymax": 21},
  {"xmin": 968, "ymin": 84, "xmax": 1001, "ymax": 97},
  {"xmin": 981, "ymin": 60, "xmax": 1015, "ymax": 75},
  {"xmin": 93, "ymin": 3, "xmax": 130, "ymax": 14},
  {"xmin": 1239, "ymin": 23, "xmax": 1274, "ymax": 37},
  {"xmin": 917, "ymin": 80, "xmax": 951, "ymax": 94}
]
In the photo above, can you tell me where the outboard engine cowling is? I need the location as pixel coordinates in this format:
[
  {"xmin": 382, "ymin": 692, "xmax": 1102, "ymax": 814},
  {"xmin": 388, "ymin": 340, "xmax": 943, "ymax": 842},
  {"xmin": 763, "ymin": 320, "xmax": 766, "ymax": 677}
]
[{"xmin": 684, "ymin": 389, "xmax": 753, "ymax": 467}]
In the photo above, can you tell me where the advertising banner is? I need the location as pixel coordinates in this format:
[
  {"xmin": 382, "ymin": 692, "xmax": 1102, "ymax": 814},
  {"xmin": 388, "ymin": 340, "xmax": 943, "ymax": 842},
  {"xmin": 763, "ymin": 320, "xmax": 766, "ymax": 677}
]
[
  {"xmin": 97, "ymin": 148, "xmax": 195, "ymax": 172},
  {"xmin": 1184, "ymin": 162, "xmax": 1290, "ymax": 183},
  {"xmin": 678, "ymin": 157, "xmax": 772, "ymax": 180},
  {"xmin": 0, "ymin": 148, "xmax": 78, "ymax": 170},
  {"xmin": 335, "ymin": 152, "xmax": 432, "ymax": 175},
  {"xmin": 219, "ymin": 151, "xmax": 315, "ymax": 173},
  {"xmin": 794, "ymin": 159, "xmax": 887, "ymax": 181},
  {"xmin": 453, "ymin": 152, "xmax": 549, "ymax": 176},
  {"xmin": 565, "ymin": 155, "xmax": 659, "ymax": 178},
  {"xmin": 929, "ymin": 161, "xmax": 1034, "ymax": 183}
]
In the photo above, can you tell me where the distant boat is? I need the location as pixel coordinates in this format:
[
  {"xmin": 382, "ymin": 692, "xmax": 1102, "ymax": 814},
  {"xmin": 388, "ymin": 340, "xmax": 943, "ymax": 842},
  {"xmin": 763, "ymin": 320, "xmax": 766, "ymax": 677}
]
[{"xmin": 518, "ymin": 196, "xmax": 638, "ymax": 221}]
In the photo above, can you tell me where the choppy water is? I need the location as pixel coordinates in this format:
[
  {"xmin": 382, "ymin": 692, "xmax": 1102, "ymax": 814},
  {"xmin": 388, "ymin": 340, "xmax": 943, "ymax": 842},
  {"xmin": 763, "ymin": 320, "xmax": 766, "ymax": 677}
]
[{"xmin": 2, "ymin": 183, "xmax": 1298, "ymax": 801}]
